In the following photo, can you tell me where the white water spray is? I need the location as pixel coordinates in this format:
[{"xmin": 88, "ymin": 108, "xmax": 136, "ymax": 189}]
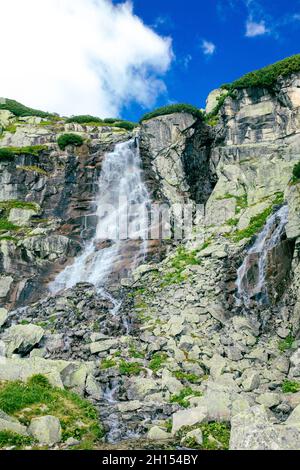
[
  {"xmin": 236, "ymin": 205, "xmax": 289, "ymax": 305},
  {"xmin": 49, "ymin": 139, "xmax": 150, "ymax": 296}
]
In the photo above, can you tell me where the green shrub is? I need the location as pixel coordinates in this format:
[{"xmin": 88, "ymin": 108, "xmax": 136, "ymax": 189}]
[
  {"xmin": 0, "ymin": 148, "xmax": 14, "ymax": 159},
  {"xmin": 103, "ymin": 118, "xmax": 120, "ymax": 124},
  {"xmin": 292, "ymin": 162, "xmax": 300, "ymax": 182},
  {"xmin": 0, "ymin": 98, "xmax": 53, "ymax": 118},
  {"xmin": 221, "ymin": 54, "xmax": 300, "ymax": 91},
  {"xmin": 57, "ymin": 133, "xmax": 84, "ymax": 150},
  {"xmin": 113, "ymin": 121, "xmax": 137, "ymax": 131},
  {"xmin": 140, "ymin": 104, "xmax": 203, "ymax": 123},
  {"xmin": 0, "ymin": 375, "xmax": 103, "ymax": 447},
  {"xmin": 282, "ymin": 380, "xmax": 300, "ymax": 394},
  {"xmin": 65, "ymin": 115, "xmax": 103, "ymax": 124}
]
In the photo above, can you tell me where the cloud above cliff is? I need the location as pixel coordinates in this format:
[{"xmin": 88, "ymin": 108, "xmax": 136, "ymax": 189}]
[
  {"xmin": 201, "ymin": 40, "xmax": 216, "ymax": 56},
  {"xmin": 0, "ymin": 0, "xmax": 173, "ymax": 118},
  {"xmin": 245, "ymin": 19, "xmax": 269, "ymax": 37}
]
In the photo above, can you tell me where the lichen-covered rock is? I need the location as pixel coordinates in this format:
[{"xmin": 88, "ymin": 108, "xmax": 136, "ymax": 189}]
[
  {"xmin": 28, "ymin": 415, "xmax": 62, "ymax": 445},
  {"xmin": 2, "ymin": 324, "xmax": 44, "ymax": 357}
]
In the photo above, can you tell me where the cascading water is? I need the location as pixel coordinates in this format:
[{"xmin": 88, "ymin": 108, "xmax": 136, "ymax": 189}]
[
  {"xmin": 236, "ymin": 205, "xmax": 289, "ymax": 306},
  {"xmin": 49, "ymin": 138, "xmax": 150, "ymax": 300}
]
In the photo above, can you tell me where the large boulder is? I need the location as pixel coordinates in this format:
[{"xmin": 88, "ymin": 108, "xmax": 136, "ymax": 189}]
[
  {"xmin": 172, "ymin": 407, "xmax": 207, "ymax": 435},
  {"xmin": 28, "ymin": 415, "xmax": 62, "ymax": 445},
  {"xmin": 8, "ymin": 208, "xmax": 37, "ymax": 227},
  {"xmin": 230, "ymin": 406, "xmax": 300, "ymax": 450},
  {"xmin": 2, "ymin": 324, "xmax": 44, "ymax": 357},
  {"xmin": 0, "ymin": 417, "xmax": 28, "ymax": 436}
]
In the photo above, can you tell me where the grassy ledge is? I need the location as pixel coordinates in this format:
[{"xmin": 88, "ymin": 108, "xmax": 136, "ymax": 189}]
[
  {"xmin": 0, "ymin": 375, "xmax": 104, "ymax": 449},
  {"xmin": 0, "ymin": 146, "xmax": 48, "ymax": 160},
  {"xmin": 221, "ymin": 54, "xmax": 300, "ymax": 91},
  {"xmin": 140, "ymin": 104, "xmax": 203, "ymax": 123},
  {"xmin": 0, "ymin": 98, "xmax": 54, "ymax": 118}
]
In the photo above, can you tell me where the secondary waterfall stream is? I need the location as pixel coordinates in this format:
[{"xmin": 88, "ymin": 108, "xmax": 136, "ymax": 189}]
[
  {"xmin": 50, "ymin": 138, "xmax": 150, "ymax": 300},
  {"xmin": 236, "ymin": 205, "xmax": 289, "ymax": 306}
]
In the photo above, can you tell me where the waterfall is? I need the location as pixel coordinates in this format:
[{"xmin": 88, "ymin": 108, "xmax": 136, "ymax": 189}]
[
  {"xmin": 236, "ymin": 205, "xmax": 289, "ymax": 306},
  {"xmin": 49, "ymin": 138, "xmax": 150, "ymax": 297}
]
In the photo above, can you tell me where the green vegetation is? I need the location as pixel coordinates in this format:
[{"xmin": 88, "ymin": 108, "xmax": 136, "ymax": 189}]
[
  {"xmin": 149, "ymin": 352, "xmax": 168, "ymax": 373},
  {"xmin": 119, "ymin": 360, "xmax": 143, "ymax": 376},
  {"xmin": 140, "ymin": 104, "xmax": 203, "ymax": 123},
  {"xmin": 227, "ymin": 218, "xmax": 239, "ymax": 227},
  {"xmin": 65, "ymin": 115, "xmax": 137, "ymax": 131},
  {"xmin": 278, "ymin": 334, "xmax": 295, "ymax": 352},
  {"xmin": 182, "ymin": 423, "xmax": 230, "ymax": 450},
  {"xmin": 173, "ymin": 371, "xmax": 201, "ymax": 384},
  {"xmin": 217, "ymin": 193, "xmax": 248, "ymax": 214},
  {"xmin": 160, "ymin": 246, "xmax": 201, "ymax": 287},
  {"xmin": 113, "ymin": 121, "xmax": 137, "ymax": 131},
  {"xmin": 0, "ymin": 200, "xmax": 39, "ymax": 212},
  {"xmin": 4, "ymin": 124, "xmax": 17, "ymax": 134},
  {"xmin": 170, "ymin": 387, "xmax": 202, "ymax": 408},
  {"xmin": 221, "ymin": 54, "xmax": 300, "ymax": 91},
  {"xmin": 57, "ymin": 133, "xmax": 84, "ymax": 150},
  {"xmin": 0, "ymin": 219, "xmax": 18, "ymax": 232},
  {"xmin": 129, "ymin": 345, "xmax": 145, "ymax": 359},
  {"xmin": 228, "ymin": 193, "xmax": 284, "ymax": 242},
  {"xmin": 0, "ymin": 145, "xmax": 47, "ymax": 159},
  {"xmin": 65, "ymin": 115, "xmax": 103, "ymax": 124},
  {"xmin": 0, "ymin": 98, "xmax": 53, "ymax": 118},
  {"xmin": 0, "ymin": 431, "xmax": 34, "ymax": 449},
  {"xmin": 292, "ymin": 162, "xmax": 300, "ymax": 183},
  {"xmin": 282, "ymin": 380, "xmax": 300, "ymax": 394},
  {"xmin": 17, "ymin": 165, "xmax": 48, "ymax": 176},
  {"xmin": 0, "ymin": 375, "xmax": 104, "ymax": 446},
  {"xmin": 205, "ymin": 91, "xmax": 235, "ymax": 123},
  {"xmin": 99, "ymin": 358, "xmax": 117, "ymax": 369}
]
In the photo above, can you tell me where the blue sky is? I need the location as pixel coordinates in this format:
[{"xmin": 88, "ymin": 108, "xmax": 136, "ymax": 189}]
[
  {"xmin": 118, "ymin": 0, "xmax": 300, "ymax": 121},
  {"xmin": 1, "ymin": 1, "xmax": 299, "ymax": 120}
]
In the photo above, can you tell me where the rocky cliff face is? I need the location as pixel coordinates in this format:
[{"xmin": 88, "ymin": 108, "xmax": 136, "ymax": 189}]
[
  {"xmin": 1, "ymin": 71, "xmax": 300, "ymax": 450},
  {"xmin": 0, "ymin": 117, "xmax": 131, "ymax": 307}
]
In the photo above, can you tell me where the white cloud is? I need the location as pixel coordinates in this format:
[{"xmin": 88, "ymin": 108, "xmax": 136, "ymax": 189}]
[
  {"xmin": 0, "ymin": 0, "xmax": 173, "ymax": 118},
  {"xmin": 201, "ymin": 40, "xmax": 216, "ymax": 56},
  {"xmin": 245, "ymin": 19, "xmax": 269, "ymax": 37}
]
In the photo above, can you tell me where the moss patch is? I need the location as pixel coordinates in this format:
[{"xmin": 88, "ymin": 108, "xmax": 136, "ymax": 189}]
[{"xmin": 282, "ymin": 380, "xmax": 300, "ymax": 394}]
